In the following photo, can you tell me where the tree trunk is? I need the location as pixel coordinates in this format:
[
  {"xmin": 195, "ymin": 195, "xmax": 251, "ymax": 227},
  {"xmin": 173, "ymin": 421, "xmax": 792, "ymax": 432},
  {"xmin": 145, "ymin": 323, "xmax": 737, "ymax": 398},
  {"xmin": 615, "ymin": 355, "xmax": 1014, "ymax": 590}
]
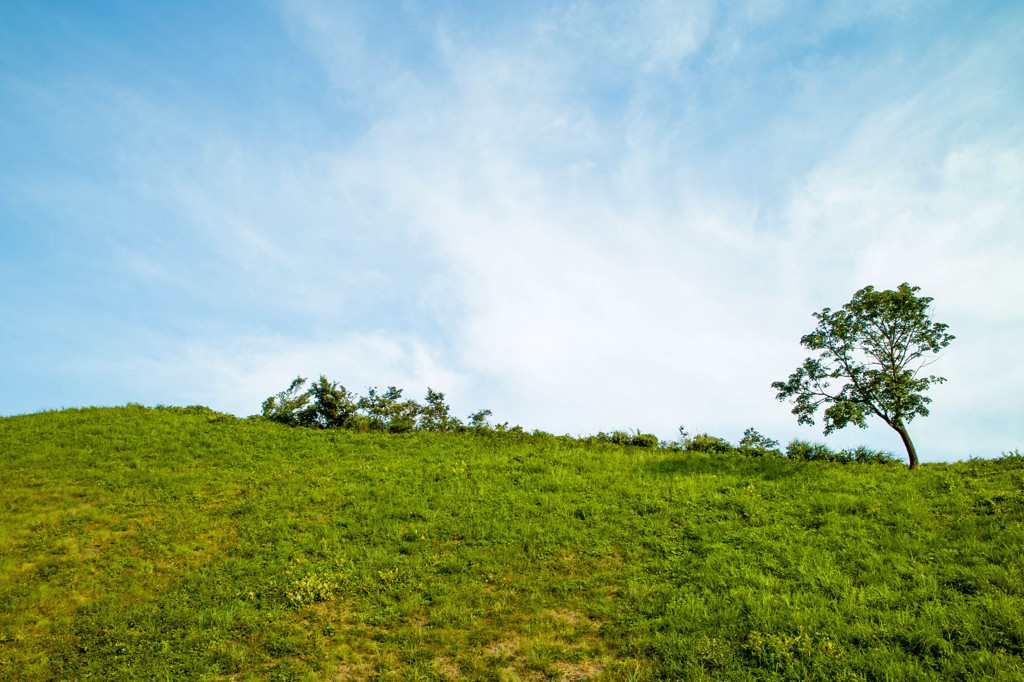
[{"xmin": 893, "ymin": 420, "xmax": 921, "ymax": 471}]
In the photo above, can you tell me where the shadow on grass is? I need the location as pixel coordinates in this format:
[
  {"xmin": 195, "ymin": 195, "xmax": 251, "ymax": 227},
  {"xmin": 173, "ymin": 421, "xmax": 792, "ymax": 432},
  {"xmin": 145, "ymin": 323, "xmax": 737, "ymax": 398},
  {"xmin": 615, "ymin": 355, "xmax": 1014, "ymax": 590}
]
[{"xmin": 645, "ymin": 451, "xmax": 803, "ymax": 481}]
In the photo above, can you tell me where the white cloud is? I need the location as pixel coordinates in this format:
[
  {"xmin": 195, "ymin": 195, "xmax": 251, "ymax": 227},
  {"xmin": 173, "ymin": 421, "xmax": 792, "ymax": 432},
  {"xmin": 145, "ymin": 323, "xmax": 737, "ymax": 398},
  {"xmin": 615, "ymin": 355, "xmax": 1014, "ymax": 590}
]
[
  {"xmin": 246, "ymin": 0, "xmax": 1021, "ymax": 460},
  {"xmin": 555, "ymin": 0, "xmax": 715, "ymax": 71},
  {"xmin": 771, "ymin": 65, "xmax": 1024, "ymax": 460},
  {"xmin": 5, "ymin": 1, "xmax": 1022, "ymax": 462}
]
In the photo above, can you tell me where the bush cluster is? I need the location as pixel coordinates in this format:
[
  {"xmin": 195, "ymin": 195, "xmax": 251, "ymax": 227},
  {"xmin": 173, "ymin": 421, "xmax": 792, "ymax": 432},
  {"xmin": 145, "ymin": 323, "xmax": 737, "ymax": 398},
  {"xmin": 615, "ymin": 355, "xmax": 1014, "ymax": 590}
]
[
  {"xmin": 593, "ymin": 430, "xmax": 661, "ymax": 448},
  {"xmin": 685, "ymin": 433, "xmax": 735, "ymax": 454},
  {"xmin": 260, "ymin": 376, "xmax": 501, "ymax": 434},
  {"xmin": 260, "ymin": 376, "xmax": 898, "ymax": 464},
  {"xmin": 154, "ymin": 404, "xmax": 236, "ymax": 424},
  {"xmin": 785, "ymin": 440, "xmax": 900, "ymax": 464},
  {"xmin": 672, "ymin": 426, "xmax": 896, "ymax": 465},
  {"xmin": 738, "ymin": 428, "xmax": 782, "ymax": 457}
]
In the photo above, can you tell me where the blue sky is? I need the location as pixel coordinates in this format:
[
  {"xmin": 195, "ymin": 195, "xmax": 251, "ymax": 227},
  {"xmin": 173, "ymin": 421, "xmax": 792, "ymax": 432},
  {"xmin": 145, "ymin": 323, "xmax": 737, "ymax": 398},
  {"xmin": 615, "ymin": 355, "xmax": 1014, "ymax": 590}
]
[{"xmin": 2, "ymin": 0, "xmax": 1022, "ymax": 462}]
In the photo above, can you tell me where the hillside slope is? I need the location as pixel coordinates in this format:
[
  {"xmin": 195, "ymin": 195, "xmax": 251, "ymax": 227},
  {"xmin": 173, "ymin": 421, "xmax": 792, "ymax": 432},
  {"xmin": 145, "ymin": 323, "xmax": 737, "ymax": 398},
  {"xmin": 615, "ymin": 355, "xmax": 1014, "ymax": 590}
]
[{"xmin": 1, "ymin": 406, "xmax": 1022, "ymax": 680}]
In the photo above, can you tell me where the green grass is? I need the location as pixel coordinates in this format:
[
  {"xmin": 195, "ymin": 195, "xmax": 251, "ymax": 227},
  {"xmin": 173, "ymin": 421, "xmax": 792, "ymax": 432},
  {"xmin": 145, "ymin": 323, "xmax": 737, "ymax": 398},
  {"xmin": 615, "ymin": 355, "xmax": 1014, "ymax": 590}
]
[{"xmin": 1, "ymin": 405, "xmax": 1023, "ymax": 680}]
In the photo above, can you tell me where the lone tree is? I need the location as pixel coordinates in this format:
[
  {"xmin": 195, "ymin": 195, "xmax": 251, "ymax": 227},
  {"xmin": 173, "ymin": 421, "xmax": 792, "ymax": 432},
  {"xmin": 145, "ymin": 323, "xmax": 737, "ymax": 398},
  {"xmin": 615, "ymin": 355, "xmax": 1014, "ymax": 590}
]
[{"xmin": 772, "ymin": 283, "xmax": 954, "ymax": 471}]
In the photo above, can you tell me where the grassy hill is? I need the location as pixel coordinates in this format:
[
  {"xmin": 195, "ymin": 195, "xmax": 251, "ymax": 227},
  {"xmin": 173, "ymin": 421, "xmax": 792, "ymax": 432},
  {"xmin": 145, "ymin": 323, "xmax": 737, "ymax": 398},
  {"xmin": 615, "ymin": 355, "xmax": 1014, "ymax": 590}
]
[{"xmin": 1, "ymin": 406, "xmax": 1022, "ymax": 681}]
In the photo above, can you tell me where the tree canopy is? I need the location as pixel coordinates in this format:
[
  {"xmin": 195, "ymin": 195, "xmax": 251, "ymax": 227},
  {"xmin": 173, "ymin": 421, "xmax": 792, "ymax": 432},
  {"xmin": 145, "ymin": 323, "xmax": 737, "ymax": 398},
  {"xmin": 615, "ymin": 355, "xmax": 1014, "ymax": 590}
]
[{"xmin": 772, "ymin": 283, "xmax": 954, "ymax": 470}]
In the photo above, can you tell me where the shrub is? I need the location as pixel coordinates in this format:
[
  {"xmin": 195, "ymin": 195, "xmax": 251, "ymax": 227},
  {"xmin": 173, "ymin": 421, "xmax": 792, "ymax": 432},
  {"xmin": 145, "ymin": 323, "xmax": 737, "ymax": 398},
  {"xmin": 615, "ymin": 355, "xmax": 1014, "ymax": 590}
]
[
  {"xmin": 785, "ymin": 439, "xmax": 898, "ymax": 464},
  {"xmin": 261, "ymin": 377, "xmax": 465, "ymax": 434},
  {"xmin": 358, "ymin": 386, "xmax": 422, "ymax": 433},
  {"xmin": 594, "ymin": 430, "xmax": 660, "ymax": 448},
  {"xmin": 418, "ymin": 388, "xmax": 461, "ymax": 432},
  {"xmin": 303, "ymin": 376, "xmax": 359, "ymax": 429},
  {"xmin": 493, "ymin": 422, "xmax": 525, "ymax": 435},
  {"xmin": 631, "ymin": 432, "xmax": 660, "ymax": 448},
  {"xmin": 260, "ymin": 376, "xmax": 509, "ymax": 435},
  {"xmin": 998, "ymin": 448, "xmax": 1024, "ymax": 466},
  {"xmin": 842, "ymin": 445, "xmax": 900, "ymax": 464},
  {"xmin": 738, "ymin": 428, "xmax": 782, "ymax": 457},
  {"xmin": 467, "ymin": 409, "xmax": 493, "ymax": 431},
  {"xmin": 595, "ymin": 430, "xmax": 632, "ymax": 446},
  {"xmin": 261, "ymin": 377, "xmax": 312, "ymax": 426},
  {"xmin": 157, "ymin": 405, "xmax": 236, "ymax": 423},
  {"xmin": 686, "ymin": 433, "xmax": 734, "ymax": 454},
  {"xmin": 344, "ymin": 413, "xmax": 375, "ymax": 433},
  {"xmin": 785, "ymin": 439, "xmax": 836, "ymax": 462}
]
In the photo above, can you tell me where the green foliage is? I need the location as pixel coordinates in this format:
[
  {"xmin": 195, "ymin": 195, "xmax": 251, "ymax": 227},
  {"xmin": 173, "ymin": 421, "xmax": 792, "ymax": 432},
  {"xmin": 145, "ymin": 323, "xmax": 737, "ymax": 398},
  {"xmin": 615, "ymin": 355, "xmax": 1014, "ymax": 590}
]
[
  {"xmin": 1, "ymin": 406, "xmax": 1022, "ymax": 680},
  {"xmin": 303, "ymin": 375, "xmax": 358, "ymax": 429},
  {"xmin": 285, "ymin": 572, "xmax": 339, "ymax": 607},
  {"xmin": 492, "ymin": 421, "xmax": 525, "ymax": 435},
  {"xmin": 842, "ymin": 445, "xmax": 902, "ymax": 464},
  {"xmin": 738, "ymin": 427, "xmax": 782, "ymax": 457},
  {"xmin": 158, "ymin": 404, "xmax": 236, "ymax": 423},
  {"xmin": 260, "ymin": 376, "xmax": 312, "ymax": 426},
  {"xmin": 595, "ymin": 430, "xmax": 661, "ymax": 448},
  {"xmin": 685, "ymin": 433, "xmax": 734, "ymax": 453},
  {"xmin": 786, "ymin": 439, "xmax": 900, "ymax": 464},
  {"xmin": 1000, "ymin": 448, "xmax": 1024, "ymax": 465},
  {"xmin": 357, "ymin": 386, "xmax": 422, "ymax": 433},
  {"xmin": 418, "ymin": 388, "xmax": 462, "ymax": 432},
  {"xmin": 630, "ymin": 432, "xmax": 660, "ymax": 448},
  {"xmin": 773, "ymin": 283, "xmax": 954, "ymax": 469},
  {"xmin": 259, "ymin": 377, "xmax": 498, "ymax": 436},
  {"xmin": 596, "ymin": 430, "xmax": 630, "ymax": 445},
  {"xmin": 467, "ymin": 408, "xmax": 493, "ymax": 431},
  {"xmin": 786, "ymin": 439, "xmax": 838, "ymax": 462},
  {"xmin": 260, "ymin": 375, "xmax": 362, "ymax": 429}
]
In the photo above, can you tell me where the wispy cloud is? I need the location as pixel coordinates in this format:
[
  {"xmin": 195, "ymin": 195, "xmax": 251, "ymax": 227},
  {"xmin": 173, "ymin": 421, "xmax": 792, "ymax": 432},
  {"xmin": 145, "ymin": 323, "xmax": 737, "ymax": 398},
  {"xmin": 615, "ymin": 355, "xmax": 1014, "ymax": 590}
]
[{"xmin": 1, "ymin": 0, "xmax": 1021, "ymax": 460}]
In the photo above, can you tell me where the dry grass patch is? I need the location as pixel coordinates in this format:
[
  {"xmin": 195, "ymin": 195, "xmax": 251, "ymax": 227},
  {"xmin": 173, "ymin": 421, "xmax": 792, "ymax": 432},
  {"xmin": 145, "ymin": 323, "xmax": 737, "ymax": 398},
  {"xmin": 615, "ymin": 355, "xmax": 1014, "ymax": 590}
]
[
  {"xmin": 325, "ymin": 662, "xmax": 374, "ymax": 681},
  {"xmin": 485, "ymin": 638, "xmax": 520, "ymax": 658},
  {"xmin": 431, "ymin": 656, "xmax": 461, "ymax": 678},
  {"xmin": 557, "ymin": 660, "xmax": 606, "ymax": 680}
]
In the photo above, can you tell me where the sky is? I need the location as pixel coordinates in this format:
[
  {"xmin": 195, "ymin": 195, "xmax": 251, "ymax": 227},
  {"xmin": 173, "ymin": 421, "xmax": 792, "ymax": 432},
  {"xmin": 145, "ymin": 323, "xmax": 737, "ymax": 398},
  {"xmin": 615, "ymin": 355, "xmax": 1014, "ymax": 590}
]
[{"xmin": 1, "ymin": 0, "xmax": 1022, "ymax": 463}]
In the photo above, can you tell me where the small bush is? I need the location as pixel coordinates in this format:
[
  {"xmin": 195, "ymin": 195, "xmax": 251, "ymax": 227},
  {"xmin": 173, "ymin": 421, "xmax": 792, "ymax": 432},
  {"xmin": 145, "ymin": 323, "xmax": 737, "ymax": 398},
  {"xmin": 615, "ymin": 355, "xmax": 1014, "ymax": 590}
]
[
  {"xmin": 467, "ymin": 409, "xmax": 493, "ymax": 431},
  {"xmin": 595, "ymin": 431, "xmax": 631, "ymax": 446},
  {"xmin": 738, "ymin": 428, "xmax": 782, "ymax": 457},
  {"xmin": 358, "ymin": 386, "xmax": 422, "ymax": 433},
  {"xmin": 594, "ymin": 430, "xmax": 660, "ymax": 448},
  {"xmin": 630, "ymin": 433, "xmax": 660, "ymax": 448},
  {"xmin": 997, "ymin": 448, "xmax": 1024, "ymax": 467},
  {"xmin": 785, "ymin": 440, "xmax": 898, "ymax": 464},
  {"xmin": 786, "ymin": 440, "xmax": 837, "ymax": 462},
  {"xmin": 418, "ymin": 388, "xmax": 462, "ymax": 432},
  {"xmin": 260, "ymin": 377, "xmax": 480, "ymax": 434},
  {"xmin": 261, "ymin": 377, "xmax": 313, "ymax": 426},
  {"xmin": 304, "ymin": 376, "xmax": 358, "ymax": 429},
  {"xmin": 686, "ymin": 433, "xmax": 734, "ymax": 454},
  {"xmin": 842, "ymin": 445, "xmax": 900, "ymax": 464},
  {"xmin": 157, "ymin": 405, "xmax": 236, "ymax": 423}
]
